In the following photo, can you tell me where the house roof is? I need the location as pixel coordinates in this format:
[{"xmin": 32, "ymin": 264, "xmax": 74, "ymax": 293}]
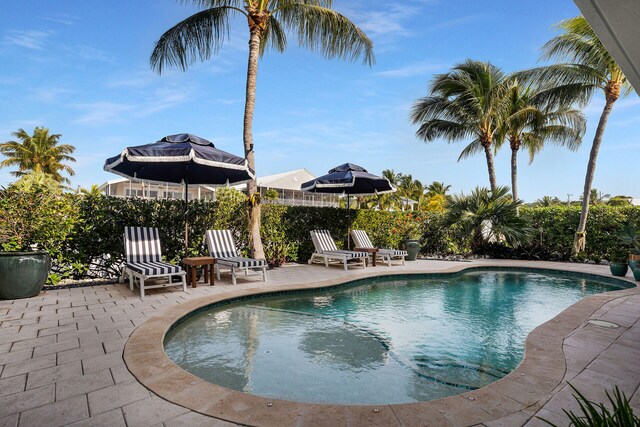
[
  {"xmin": 99, "ymin": 169, "xmax": 316, "ymax": 192},
  {"xmin": 574, "ymin": 0, "xmax": 640, "ymax": 93},
  {"xmin": 257, "ymin": 169, "xmax": 315, "ymax": 191}
]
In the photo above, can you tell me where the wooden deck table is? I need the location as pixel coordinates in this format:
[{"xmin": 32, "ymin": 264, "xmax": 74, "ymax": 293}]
[
  {"xmin": 182, "ymin": 257, "xmax": 216, "ymax": 288},
  {"xmin": 353, "ymin": 247, "xmax": 379, "ymax": 267}
]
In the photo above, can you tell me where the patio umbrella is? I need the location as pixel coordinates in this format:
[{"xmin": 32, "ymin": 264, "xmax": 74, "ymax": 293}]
[
  {"xmin": 104, "ymin": 133, "xmax": 254, "ymax": 256},
  {"xmin": 301, "ymin": 163, "xmax": 395, "ymax": 248}
]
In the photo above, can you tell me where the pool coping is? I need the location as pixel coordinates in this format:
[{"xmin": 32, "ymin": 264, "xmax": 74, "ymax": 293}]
[{"xmin": 123, "ymin": 263, "xmax": 638, "ymax": 426}]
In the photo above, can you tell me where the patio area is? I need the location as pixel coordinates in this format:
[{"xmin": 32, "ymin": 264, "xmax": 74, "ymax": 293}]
[{"xmin": 0, "ymin": 259, "xmax": 638, "ymax": 427}]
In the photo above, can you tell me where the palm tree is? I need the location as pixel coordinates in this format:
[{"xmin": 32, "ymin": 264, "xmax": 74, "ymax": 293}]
[
  {"xmin": 520, "ymin": 16, "xmax": 632, "ymax": 254},
  {"xmin": 0, "ymin": 127, "xmax": 76, "ymax": 184},
  {"xmin": 419, "ymin": 181, "xmax": 452, "ymax": 212},
  {"xmin": 411, "ymin": 60, "xmax": 511, "ymax": 191},
  {"xmin": 495, "ymin": 79, "xmax": 586, "ymax": 204},
  {"xmin": 397, "ymin": 174, "xmax": 423, "ymax": 211},
  {"xmin": 150, "ymin": 1, "xmax": 374, "ymax": 259},
  {"xmin": 445, "ymin": 186, "xmax": 532, "ymax": 253},
  {"xmin": 535, "ymin": 196, "xmax": 562, "ymax": 207},
  {"xmin": 425, "ymin": 181, "xmax": 451, "ymax": 197}
]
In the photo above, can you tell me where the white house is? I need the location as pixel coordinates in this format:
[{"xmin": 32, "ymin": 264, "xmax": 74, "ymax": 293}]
[{"xmin": 98, "ymin": 169, "xmax": 340, "ymax": 207}]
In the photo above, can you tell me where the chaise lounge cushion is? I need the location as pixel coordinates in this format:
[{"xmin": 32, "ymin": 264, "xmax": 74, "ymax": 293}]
[
  {"xmin": 126, "ymin": 261, "xmax": 183, "ymax": 276},
  {"xmin": 216, "ymin": 256, "xmax": 267, "ymax": 269}
]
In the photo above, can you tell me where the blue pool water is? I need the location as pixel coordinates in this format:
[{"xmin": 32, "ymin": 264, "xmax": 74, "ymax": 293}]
[{"xmin": 164, "ymin": 270, "xmax": 628, "ymax": 405}]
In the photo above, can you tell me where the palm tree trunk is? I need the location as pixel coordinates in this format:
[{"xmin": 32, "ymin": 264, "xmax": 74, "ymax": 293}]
[
  {"xmin": 482, "ymin": 144, "xmax": 498, "ymax": 191},
  {"xmin": 510, "ymin": 147, "xmax": 518, "ymax": 202},
  {"xmin": 511, "ymin": 146, "xmax": 519, "ymax": 215},
  {"xmin": 572, "ymin": 98, "xmax": 615, "ymax": 255},
  {"xmin": 243, "ymin": 26, "xmax": 265, "ymax": 260}
]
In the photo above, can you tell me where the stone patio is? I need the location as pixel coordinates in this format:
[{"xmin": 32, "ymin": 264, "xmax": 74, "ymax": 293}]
[{"xmin": 0, "ymin": 259, "xmax": 638, "ymax": 427}]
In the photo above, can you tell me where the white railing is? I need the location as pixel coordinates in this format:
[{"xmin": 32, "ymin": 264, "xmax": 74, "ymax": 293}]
[{"xmin": 263, "ymin": 198, "xmax": 339, "ymax": 208}]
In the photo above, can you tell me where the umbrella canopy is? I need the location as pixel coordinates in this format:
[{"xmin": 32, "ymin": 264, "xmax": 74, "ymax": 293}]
[
  {"xmin": 104, "ymin": 133, "xmax": 254, "ymax": 185},
  {"xmin": 300, "ymin": 163, "xmax": 395, "ymax": 196},
  {"xmin": 104, "ymin": 133, "xmax": 254, "ymax": 257},
  {"xmin": 301, "ymin": 163, "xmax": 396, "ymax": 248}
]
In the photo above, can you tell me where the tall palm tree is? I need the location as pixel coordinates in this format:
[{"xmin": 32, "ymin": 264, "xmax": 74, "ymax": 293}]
[
  {"xmin": 397, "ymin": 174, "xmax": 423, "ymax": 211},
  {"xmin": 495, "ymin": 79, "xmax": 586, "ymax": 203},
  {"xmin": 150, "ymin": 0, "xmax": 374, "ymax": 259},
  {"xmin": 425, "ymin": 181, "xmax": 451, "ymax": 197},
  {"xmin": 411, "ymin": 60, "xmax": 511, "ymax": 191},
  {"xmin": 0, "ymin": 127, "xmax": 76, "ymax": 184},
  {"xmin": 521, "ymin": 16, "xmax": 632, "ymax": 254}
]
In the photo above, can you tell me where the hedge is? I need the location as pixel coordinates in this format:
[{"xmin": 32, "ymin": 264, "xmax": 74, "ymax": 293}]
[{"xmin": 1, "ymin": 190, "xmax": 638, "ymax": 283}]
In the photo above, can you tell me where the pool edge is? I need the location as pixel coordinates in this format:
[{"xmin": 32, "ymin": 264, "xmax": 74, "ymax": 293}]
[{"xmin": 123, "ymin": 262, "xmax": 638, "ymax": 427}]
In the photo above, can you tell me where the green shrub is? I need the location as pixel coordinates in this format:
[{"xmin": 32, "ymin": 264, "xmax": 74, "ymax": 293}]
[
  {"xmin": 538, "ymin": 384, "xmax": 639, "ymax": 427},
  {"xmin": 1, "ymin": 188, "xmax": 637, "ymax": 283}
]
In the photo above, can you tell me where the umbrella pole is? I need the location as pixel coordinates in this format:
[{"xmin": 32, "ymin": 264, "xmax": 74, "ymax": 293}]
[
  {"xmin": 184, "ymin": 180, "xmax": 189, "ymax": 259},
  {"xmin": 347, "ymin": 194, "xmax": 351, "ymax": 250}
]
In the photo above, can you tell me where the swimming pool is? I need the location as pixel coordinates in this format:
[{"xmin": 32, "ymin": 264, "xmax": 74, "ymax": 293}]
[{"xmin": 164, "ymin": 269, "xmax": 629, "ymax": 405}]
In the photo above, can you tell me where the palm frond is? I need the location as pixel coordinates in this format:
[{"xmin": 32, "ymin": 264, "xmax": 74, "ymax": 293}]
[
  {"xmin": 260, "ymin": 14, "xmax": 288, "ymax": 56},
  {"xmin": 458, "ymin": 139, "xmax": 484, "ymax": 161},
  {"xmin": 150, "ymin": 6, "xmax": 238, "ymax": 73},
  {"xmin": 275, "ymin": 3, "xmax": 374, "ymax": 65}
]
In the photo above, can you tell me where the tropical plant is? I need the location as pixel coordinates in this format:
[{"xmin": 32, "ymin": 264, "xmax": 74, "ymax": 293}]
[
  {"xmin": 608, "ymin": 196, "xmax": 633, "ymax": 206},
  {"xmin": 426, "ymin": 181, "xmax": 451, "ymax": 197},
  {"xmin": 520, "ymin": 16, "xmax": 633, "ymax": 255},
  {"xmin": 0, "ymin": 177, "xmax": 76, "ymax": 255},
  {"xmin": 539, "ymin": 384, "xmax": 640, "ymax": 427},
  {"xmin": 494, "ymin": 79, "xmax": 585, "ymax": 204},
  {"xmin": 150, "ymin": 0, "xmax": 374, "ymax": 259},
  {"xmin": 445, "ymin": 186, "xmax": 532, "ymax": 253},
  {"xmin": 535, "ymin": 196, "xmax": 563, "ymax": 207},
  {"xmin": 582, "ymin": 188, "xmax": 610, "ymax": 205},
  {"xmin": 263, "ymin": 188, "xmax": 279, "ymax": 200},
  {"xmin": 79, "ymin": 184, "xmax": 104, "ymax": 197},
  {"xmin": 411, "ymin": 60, "xmax": 511, "ymax": 191},
  {"xmin": 0, "ymin": 127, "xmax": 76, "ymax": 184},
  {"xmin": 397, "ymin": 174, "xmax": 424, "ymax": 211},
  {"xmin": 618, "ymin": 223, "xmax": 640, "ymax": 255}
]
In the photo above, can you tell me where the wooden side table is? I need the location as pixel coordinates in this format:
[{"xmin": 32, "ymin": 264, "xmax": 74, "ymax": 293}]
[
  {"xmin": 354, "ymin": 248, "xmax": 379, "ymax": 267},
  {"xmin": 182, "ymin": 257, "xmax": 216, "ymax": 288}
]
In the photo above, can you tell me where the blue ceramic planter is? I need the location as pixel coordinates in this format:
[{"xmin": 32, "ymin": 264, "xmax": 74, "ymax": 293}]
[{"xmin": 0, "ymin": 251, "xmax": 51, "ymax": 300}]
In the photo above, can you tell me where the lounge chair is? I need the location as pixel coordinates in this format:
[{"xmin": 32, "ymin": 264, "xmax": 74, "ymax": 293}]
[
  {"xmin": 205, "ymin": 229, "xmax": 267, "ymax": 286},
  {"xmin": 351, "ymin": 229, "xmax": 408, "ymax": 266},
  {"xmin": 309, "ymin": 230, "xmax": 367, "ymax": 270},
  {"xmin": 121, "ymin": 226, "xmax": 187, "ymax": 298}
]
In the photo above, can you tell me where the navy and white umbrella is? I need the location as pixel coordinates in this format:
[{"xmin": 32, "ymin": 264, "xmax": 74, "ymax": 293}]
[
  {"xmin": 104, "ymin": 133, "xmax": 254, "ymax": 255},
  {"xmin": 301, "ymin": 163, "xmax": 395, "ymax": 248}
]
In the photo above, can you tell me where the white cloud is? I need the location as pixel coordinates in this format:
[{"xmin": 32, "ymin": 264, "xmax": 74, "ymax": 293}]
[
  {"xmin": 42, "ymin": 14, "xmax": 77, "ymax": 26},
  {"xmin": 74, "ymin": 102, "xmax": 135, "ymax": 125},
  {"xmin": 3, "ymin": 30, "xmax": 52, "ymax": 50},
  {"xmin": 27, "ymin": 87, "xmax": 73, "ymax": 103},
  {"xmin": 375, "ymin": 61, "xmax": 448, "ymax": 78},
  {"xmin": 73, "ymin": 86, "xmax": 193, "ymax": 125}
]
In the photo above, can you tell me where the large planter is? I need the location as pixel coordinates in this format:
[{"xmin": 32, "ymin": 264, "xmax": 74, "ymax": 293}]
[
  {"xmin": 609, "ymin": 262, "xmax": 628, "ymax": 277},
  {"xmin": 633, "ymin": 266, "xmax": 640, "ymax": 281},
  {"xmin": 400, "ymin": 239, "xmax": 420, "ymax": 261},
  {"xmin": 0, "ymin": 251, "xmax": 51, "ymax": 300}
]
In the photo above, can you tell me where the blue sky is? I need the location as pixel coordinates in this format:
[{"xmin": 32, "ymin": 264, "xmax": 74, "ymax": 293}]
[{"xmin": 1, "ymin": 0, "xmax": 638, "ymax": 202}]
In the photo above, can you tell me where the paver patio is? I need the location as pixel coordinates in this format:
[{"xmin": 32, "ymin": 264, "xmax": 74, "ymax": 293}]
[{"xmin": 0, "ymin": 259, "xmax": 638, "ymax": 426}]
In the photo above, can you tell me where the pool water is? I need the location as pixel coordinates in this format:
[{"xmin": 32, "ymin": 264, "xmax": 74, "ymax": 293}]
[{"xmin": 164, "ymin": 270, "xmax": 626, "ymax": 405}]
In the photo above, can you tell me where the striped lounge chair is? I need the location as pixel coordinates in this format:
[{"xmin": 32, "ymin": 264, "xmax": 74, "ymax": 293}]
[
  {"xmin": 351, "ymin": 229, "xmax": 408, "ymax": 266},
  {"xmin": 309, "ymin": 230, "xmax": 367, "ymax": 271},
  {"xmin": 121, "ymin": 227, "xmax": 186, "ymax": 298},
  {"xmin": 205, "ymin": 230, "xmax": 267, "ymax": 286}
]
